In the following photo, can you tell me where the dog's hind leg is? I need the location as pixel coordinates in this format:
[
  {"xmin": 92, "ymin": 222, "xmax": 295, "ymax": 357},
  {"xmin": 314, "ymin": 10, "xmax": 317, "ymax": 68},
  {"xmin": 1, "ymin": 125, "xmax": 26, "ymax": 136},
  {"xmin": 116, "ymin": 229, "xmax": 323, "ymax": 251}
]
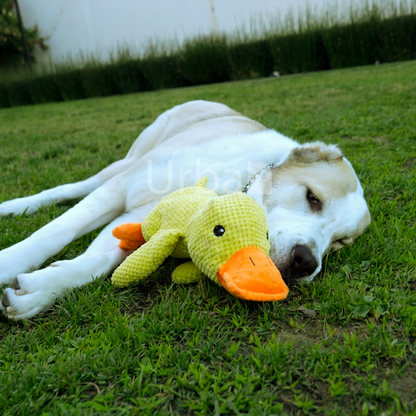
[
  {"xmin": 0, "ymin": 102, "xmax": 186, "ymax": 218},
  {"xmin": 1, "ymin": 205, "xmax": 151, "ymax": 320},
  {"xmin": 0, "ymin": 157, "xmax": 138, "ymax": 216}
]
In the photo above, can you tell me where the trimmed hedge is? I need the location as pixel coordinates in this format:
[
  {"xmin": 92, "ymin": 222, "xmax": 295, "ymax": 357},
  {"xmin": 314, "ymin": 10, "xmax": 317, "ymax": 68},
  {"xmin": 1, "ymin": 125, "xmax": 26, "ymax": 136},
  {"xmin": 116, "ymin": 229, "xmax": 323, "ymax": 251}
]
[{"xmin": 0, "ymin": 13, "xmax": 415, "ymax": 109}]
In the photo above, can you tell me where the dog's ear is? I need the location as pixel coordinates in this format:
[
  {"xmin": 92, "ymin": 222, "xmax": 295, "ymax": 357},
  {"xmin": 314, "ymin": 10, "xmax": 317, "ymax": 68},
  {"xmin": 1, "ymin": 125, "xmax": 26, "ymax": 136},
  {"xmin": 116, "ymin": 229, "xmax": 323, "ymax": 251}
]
[{"xmin": 287, "ymin": 142, "xmax": 343, "ymax": 164}]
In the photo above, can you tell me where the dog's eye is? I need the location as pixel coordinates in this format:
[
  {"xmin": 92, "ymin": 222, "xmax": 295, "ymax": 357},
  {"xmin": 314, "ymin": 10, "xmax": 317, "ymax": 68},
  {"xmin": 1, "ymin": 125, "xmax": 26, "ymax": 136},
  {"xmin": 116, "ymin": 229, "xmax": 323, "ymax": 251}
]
[
  {"xmin": 307, "ymin": 190, "xmax": 319, "ymax": 204},
  {"xmin": 307, "ymin": 189, "xmax": 322, "ymax": 210},
  {"xmin": 213, "ymin": 225, "xmax": 225, "ymax": 237}
]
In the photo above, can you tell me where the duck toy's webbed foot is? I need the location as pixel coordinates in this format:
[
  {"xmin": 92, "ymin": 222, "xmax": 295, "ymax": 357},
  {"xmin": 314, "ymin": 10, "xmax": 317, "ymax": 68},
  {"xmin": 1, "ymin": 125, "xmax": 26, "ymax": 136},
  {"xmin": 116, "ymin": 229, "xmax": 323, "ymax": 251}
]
[{"xmin": 112, "ymin": 223, "xmax": 146, "ymax": 251}]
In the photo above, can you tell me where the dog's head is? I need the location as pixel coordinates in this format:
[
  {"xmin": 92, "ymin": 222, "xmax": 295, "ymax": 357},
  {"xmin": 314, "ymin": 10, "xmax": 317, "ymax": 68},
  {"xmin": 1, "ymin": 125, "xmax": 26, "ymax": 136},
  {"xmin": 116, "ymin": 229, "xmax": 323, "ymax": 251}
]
[{"xmin": 247, "ymin": 142, "xmax": 371, "ymax": 285}]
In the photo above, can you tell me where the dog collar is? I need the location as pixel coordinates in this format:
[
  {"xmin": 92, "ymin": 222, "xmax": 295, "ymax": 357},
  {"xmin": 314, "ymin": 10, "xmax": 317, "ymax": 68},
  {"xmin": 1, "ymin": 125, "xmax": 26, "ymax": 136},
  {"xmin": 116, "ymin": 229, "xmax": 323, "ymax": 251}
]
[{"xmin": 242, "ymin": 162, "xmax": 278, "ymax": 194}]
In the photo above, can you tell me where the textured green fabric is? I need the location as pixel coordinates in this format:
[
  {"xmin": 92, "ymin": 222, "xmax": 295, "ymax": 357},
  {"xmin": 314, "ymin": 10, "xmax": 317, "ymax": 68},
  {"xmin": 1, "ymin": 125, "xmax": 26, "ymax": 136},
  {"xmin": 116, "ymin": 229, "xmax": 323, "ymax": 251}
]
[
  {"xmin": 112, "ymin": 229, "xmax": 182, "ymax": 287},
  {"xmin": 186, "ymin": 192, "xmax": 269, "ymax": 283},
  {"xmin": 111, "ymin": 177, "xmax": 270, "ymax": 288},
  {"xmin": 142, "ymin": 177, "xmax": 216, "ymax": 258},
  {"xmin": 171, "ymin": 261, "xmax": 205, "ymax": 284}
]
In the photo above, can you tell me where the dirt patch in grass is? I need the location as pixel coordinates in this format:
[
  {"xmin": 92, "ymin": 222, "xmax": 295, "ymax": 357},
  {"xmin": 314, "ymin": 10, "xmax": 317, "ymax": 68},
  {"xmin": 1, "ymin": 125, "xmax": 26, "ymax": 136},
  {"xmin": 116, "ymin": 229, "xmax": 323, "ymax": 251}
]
[
  {"xmin": 403, "ymin": 157, "xmax": 416, "ymax": 170},
  {"xmin": 389, "ymin": 374, "xmax": 416, "ymax": 405},
  {"xmin": 372, "ymin": 136, "xmax": 391, "ymax": 146}
]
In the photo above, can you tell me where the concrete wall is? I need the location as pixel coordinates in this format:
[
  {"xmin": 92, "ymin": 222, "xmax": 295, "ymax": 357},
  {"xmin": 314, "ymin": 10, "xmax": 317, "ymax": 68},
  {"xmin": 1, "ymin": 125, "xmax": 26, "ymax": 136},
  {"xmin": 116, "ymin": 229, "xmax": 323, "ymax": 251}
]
[{"xmin": 19, "ymin": 0, "xmax": 334, "ymax": 66}]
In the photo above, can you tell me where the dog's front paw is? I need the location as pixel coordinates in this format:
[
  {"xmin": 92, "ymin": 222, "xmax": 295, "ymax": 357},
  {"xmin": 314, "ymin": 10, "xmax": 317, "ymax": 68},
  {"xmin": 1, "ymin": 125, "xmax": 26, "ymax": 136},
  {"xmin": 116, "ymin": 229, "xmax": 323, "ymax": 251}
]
[
  {"xmin": 1, "ymin": 274, "xmax": 57, "ymax": 320},
  {"xmin": 0, "ymin": 197, "xmax": 38, "ymax": 217}
]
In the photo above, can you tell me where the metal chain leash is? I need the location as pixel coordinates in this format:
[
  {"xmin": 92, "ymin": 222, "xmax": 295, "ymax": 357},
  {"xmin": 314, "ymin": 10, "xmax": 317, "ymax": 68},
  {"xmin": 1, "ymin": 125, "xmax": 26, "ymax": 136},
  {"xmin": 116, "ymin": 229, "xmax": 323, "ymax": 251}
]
[{"xmin": 242, "ymin": 162, "xmax": 278, "ymax": 194}]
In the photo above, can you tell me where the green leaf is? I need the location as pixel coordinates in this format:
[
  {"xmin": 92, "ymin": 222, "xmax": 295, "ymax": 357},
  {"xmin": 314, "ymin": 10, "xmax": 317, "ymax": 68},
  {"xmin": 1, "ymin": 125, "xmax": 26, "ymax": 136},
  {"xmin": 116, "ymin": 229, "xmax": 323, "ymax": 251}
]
[{"xmin": 353, "ymin": 304, "xmax": 372, "ymax": 317}]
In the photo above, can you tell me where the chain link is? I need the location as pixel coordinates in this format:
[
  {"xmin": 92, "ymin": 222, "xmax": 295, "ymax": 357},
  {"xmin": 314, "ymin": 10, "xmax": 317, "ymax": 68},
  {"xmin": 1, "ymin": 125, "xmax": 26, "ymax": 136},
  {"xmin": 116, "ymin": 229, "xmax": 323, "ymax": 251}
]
[{"xmin": 242, "ymin": 162, "xmax": 277, "ymax": 194}]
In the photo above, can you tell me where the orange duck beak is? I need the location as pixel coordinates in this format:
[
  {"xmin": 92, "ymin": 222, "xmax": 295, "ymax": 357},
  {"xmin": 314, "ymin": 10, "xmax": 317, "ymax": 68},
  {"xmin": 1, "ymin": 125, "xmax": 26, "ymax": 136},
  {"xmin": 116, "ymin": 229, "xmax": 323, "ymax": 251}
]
[{"xmin": 217, "ymin": 247, "xmax": 289, "ymax": 301}]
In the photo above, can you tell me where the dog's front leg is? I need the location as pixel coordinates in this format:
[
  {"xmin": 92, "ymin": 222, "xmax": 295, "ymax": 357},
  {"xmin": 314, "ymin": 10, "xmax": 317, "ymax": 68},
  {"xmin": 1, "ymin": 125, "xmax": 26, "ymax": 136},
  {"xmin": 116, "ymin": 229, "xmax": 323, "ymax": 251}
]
[
  {"xmin": 1, "ymin": 206, "xmax": 151, "ymax": 320},
  {"xmin": 0, "ymin": 177, "xmax": 128, "ymax": 286}
]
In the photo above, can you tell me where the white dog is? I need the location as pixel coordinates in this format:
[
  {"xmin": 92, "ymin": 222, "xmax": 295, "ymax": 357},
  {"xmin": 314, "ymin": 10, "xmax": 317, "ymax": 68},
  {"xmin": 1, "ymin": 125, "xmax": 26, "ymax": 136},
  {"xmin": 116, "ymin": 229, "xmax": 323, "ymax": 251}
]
[{"xmin": 0, "ymin": 100, "xmax": 370, "ymax": 320}]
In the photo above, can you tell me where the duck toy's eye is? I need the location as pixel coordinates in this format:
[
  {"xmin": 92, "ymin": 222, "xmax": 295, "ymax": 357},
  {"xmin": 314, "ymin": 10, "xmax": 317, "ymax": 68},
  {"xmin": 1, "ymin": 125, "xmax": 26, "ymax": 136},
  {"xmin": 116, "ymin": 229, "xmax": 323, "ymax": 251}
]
[
  {"xmin": 266, "ymin": 232, "xmax": 269, "ymax": 240},
  {"xmin": 213, "ymin": 225, "xmax": 225, "ymax": 237}
]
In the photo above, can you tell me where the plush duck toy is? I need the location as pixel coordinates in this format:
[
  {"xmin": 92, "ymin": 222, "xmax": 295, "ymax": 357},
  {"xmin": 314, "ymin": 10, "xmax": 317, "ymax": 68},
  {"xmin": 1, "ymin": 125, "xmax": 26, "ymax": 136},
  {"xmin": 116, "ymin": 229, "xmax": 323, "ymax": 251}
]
[{"xmin": 111, "ymin": 177, "xmax": 289, "ymax": 301}]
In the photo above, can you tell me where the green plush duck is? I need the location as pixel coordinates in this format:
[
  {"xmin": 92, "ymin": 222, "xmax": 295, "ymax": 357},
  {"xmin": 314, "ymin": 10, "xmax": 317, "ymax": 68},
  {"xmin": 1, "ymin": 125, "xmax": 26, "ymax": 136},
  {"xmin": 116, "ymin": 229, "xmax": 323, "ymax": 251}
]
[{"xmin": 111, "ymin": 177, "xmax": 289, "ymax": 301}]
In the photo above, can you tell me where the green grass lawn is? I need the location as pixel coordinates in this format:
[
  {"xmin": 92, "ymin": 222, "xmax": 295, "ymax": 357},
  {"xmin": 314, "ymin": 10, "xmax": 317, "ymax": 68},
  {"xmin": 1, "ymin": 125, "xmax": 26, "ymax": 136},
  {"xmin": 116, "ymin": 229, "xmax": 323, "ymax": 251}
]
[{"xmin": 0, "ymin": 60, "xmax": 415, "ymax": 415}]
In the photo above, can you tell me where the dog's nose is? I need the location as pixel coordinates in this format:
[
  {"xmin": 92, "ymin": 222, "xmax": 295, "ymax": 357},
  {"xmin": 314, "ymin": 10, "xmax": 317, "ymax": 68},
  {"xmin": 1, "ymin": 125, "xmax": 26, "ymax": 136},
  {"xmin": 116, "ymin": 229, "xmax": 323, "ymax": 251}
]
[{"xmin": 290, "ymin": 245, "xmax": 318, "ymax": 279}]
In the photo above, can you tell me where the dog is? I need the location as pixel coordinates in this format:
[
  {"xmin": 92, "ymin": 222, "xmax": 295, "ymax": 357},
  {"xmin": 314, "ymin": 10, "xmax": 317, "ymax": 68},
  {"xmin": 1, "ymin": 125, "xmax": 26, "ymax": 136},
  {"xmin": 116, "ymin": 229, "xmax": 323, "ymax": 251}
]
[{"xmin": 0, "ymin": 100, "xmax": 370, "ymax": 320}]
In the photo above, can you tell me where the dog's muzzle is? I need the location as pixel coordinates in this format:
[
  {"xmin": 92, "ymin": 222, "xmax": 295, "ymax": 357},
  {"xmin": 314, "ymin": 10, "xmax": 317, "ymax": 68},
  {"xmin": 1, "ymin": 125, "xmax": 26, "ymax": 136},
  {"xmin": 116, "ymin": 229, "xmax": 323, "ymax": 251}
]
[{"xmin": 277, "ymin": 244, "xmax": 319, "ymax": 284}]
